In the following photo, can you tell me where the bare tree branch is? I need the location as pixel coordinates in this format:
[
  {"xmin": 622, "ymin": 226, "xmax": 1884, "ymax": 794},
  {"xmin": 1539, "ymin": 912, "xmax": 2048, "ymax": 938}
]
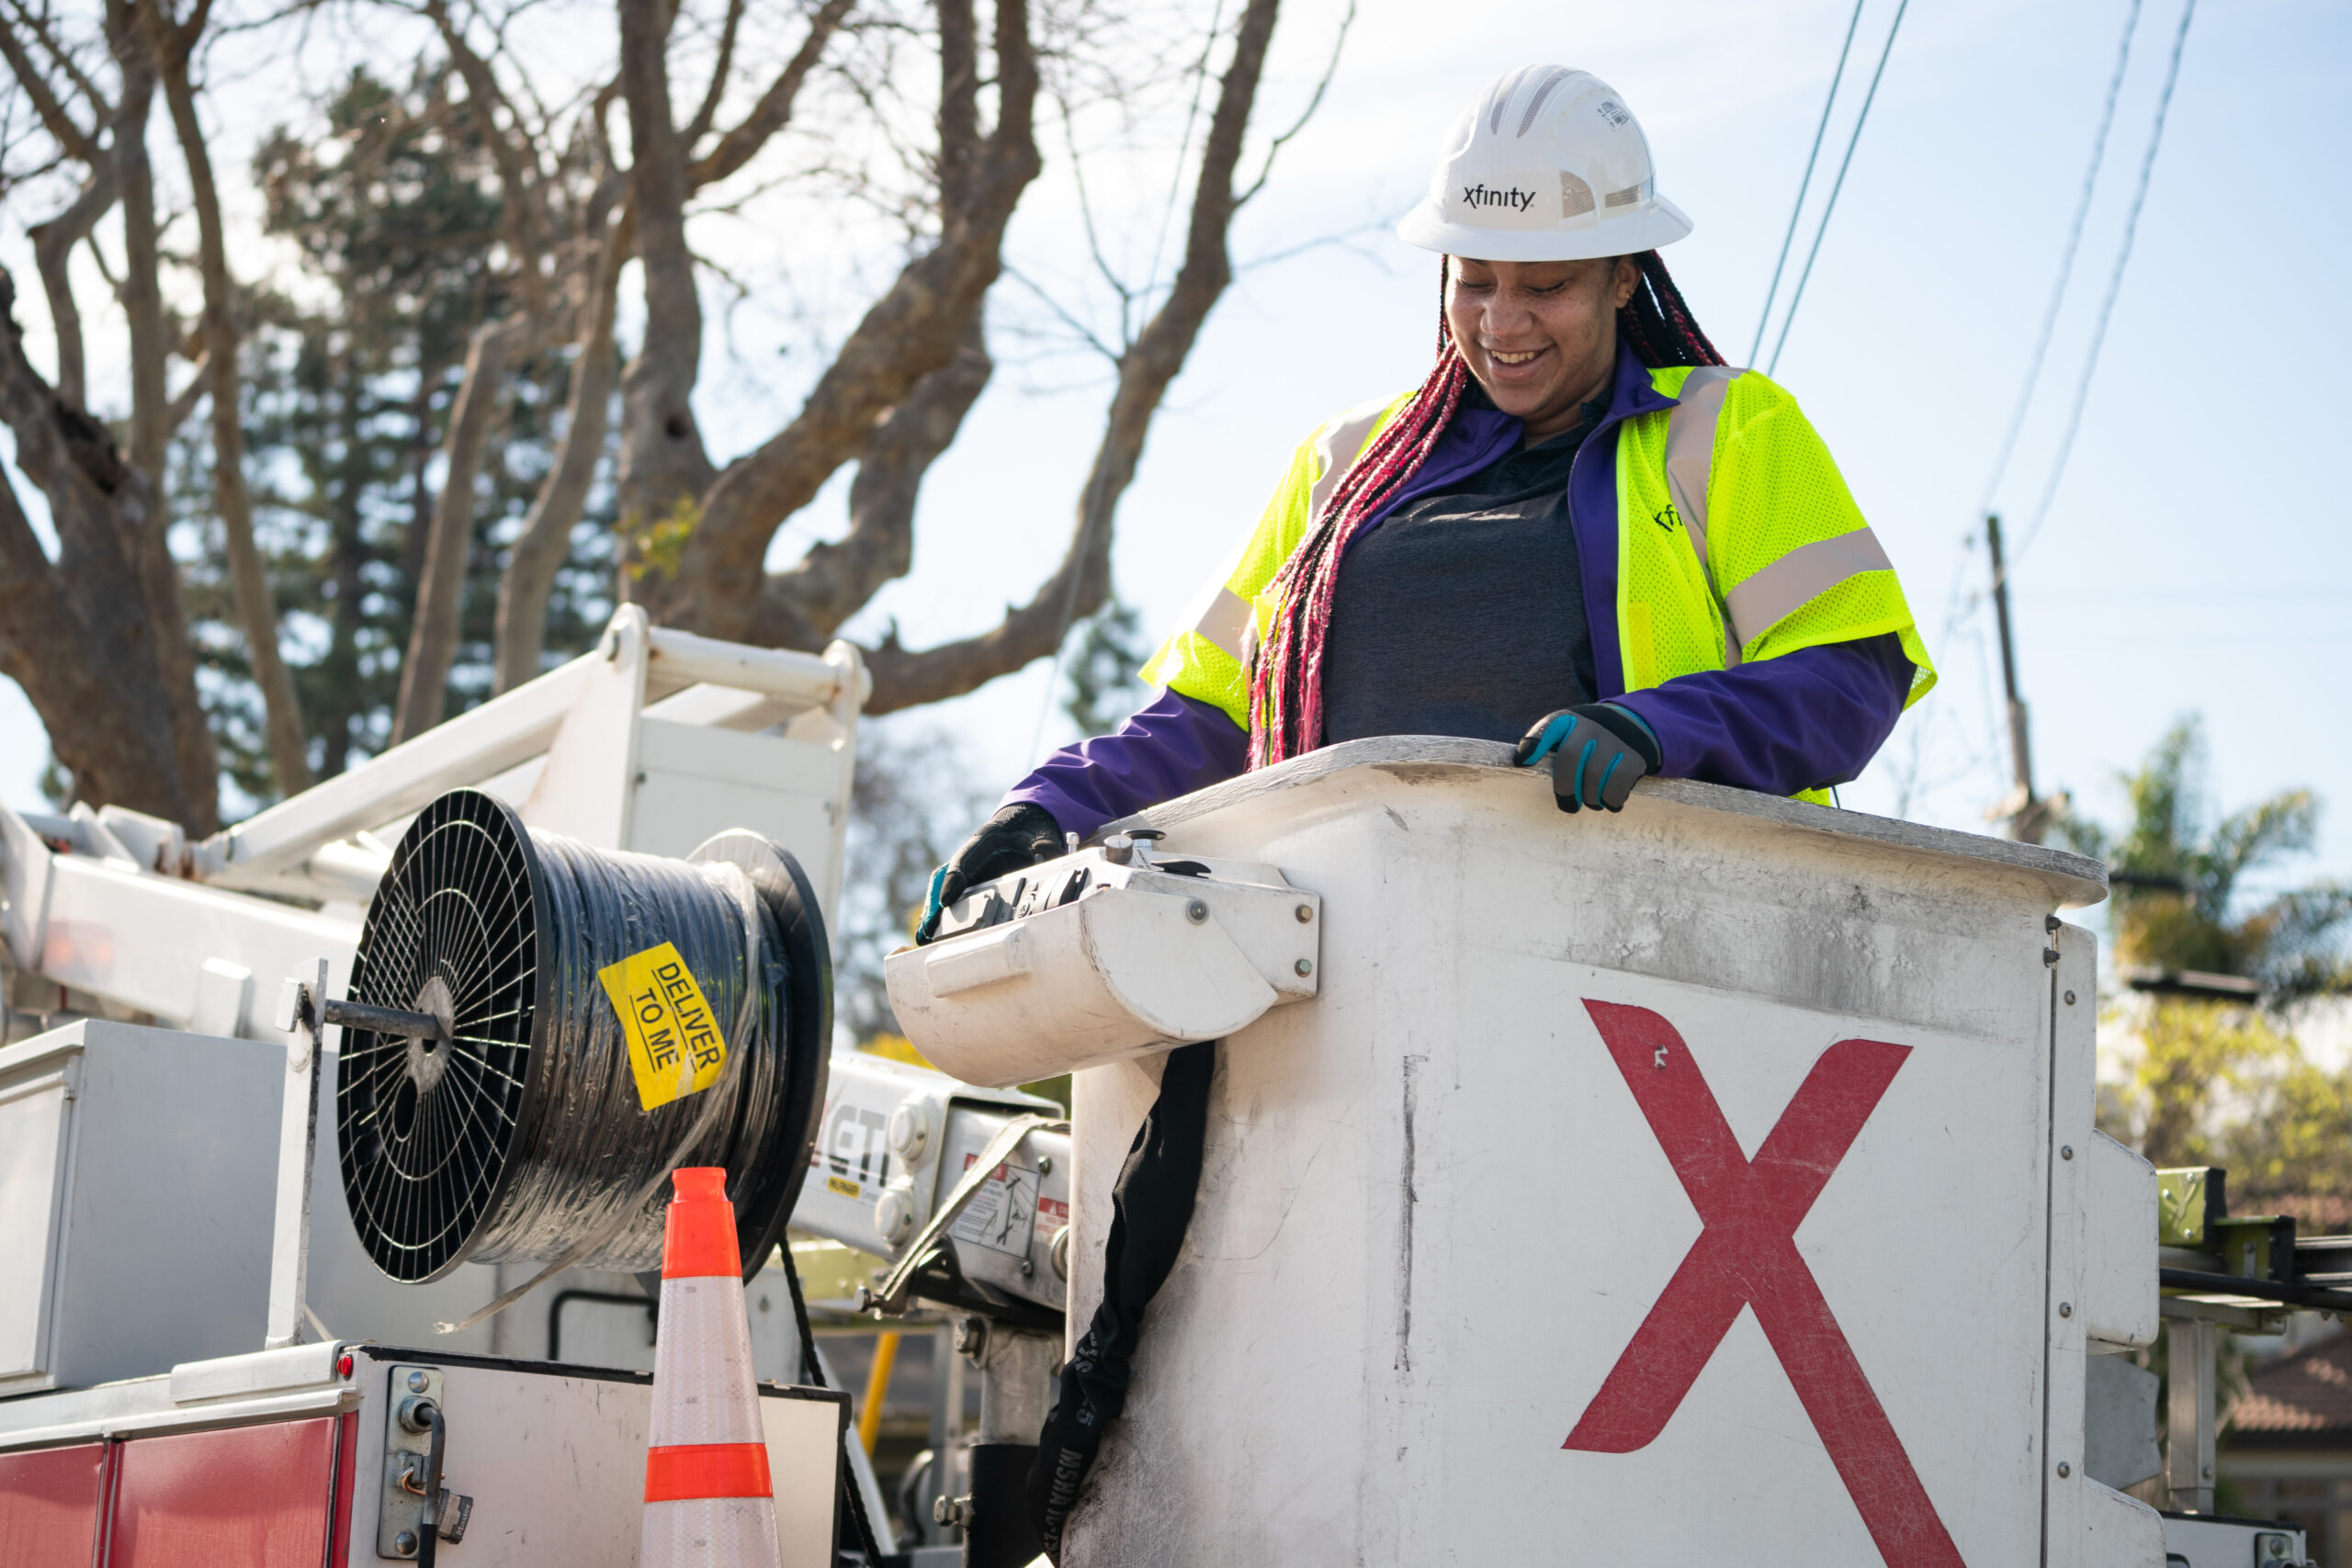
[
  {"xmin": 428, "ymin": 0, "xmax": 553, "ymax": 320},
  {"xmin": 394, "ymin": 316, "xmax": 518, "ymax": 740},
  {"xmin": 393, "ymin": 3, "xmax": 639, "ymax": 695},
  {"xmin": 1055, "ymin": 92, "xmax": 1136, "ymax": 332},
  {"xmin": 0, "ymin": 0, "xmax": 104, "ymax": 159},
  {"xmin": 0, "ymin": 266, "xmax": 217, "ymax": 830},
  {"xmin": 862, "ymin": 0, "xmax": 1282, "ymax": 713},
  {"xmin": 650, "ymin": 0, "xmax": 1039, "ymax": 640},
  {"xmin": 26, "ymin": 2, "xmax": 113, "ymax": 115},
  {"xmin": 25, "ymin": 162, "xmax": 114, "ymax": 407},
  {"xmin": 612, "ymin": 0, "xmax": 715, "ymax": 536},
  {"xmin": 168, "ymin": 0, "xmax": 214, "ymax": 56},
  {"xmin": 1000, "ymin": 260, "xmax": 1117, "ymax": 360},
  {"xmin": 108, "ymin": 6, "xmax": 168, "ymax": 483},
  {"xmin": 0, "ymin": 456, "xmax": 192, "ymax": 822},
  {"xmin": 151, "ymin": 0, "xmax": 312, "ymax": 793},
  {"xmin": 936, "ymin": 0, "xmax": 978, "ymax": 179},
  {"xmin": 1231, "ymin": 0, "xmax": 1351, "ymax": 209},
  {"xmin": 685, "ymin": 0, "xmax": 852, "ymax": 189},
  {"xmin": 753, "ymin": 320, "xmax": 990, "ymax": 649},
  {"xmin": 161, "ymin": 350, "xmax": 209, "ymax": 431},
  {"xmin": 679, "ymin": 0, "xmax": 746, "ymax": 151},
  {"xmin": 493, "ymin": 212, "xmax": 627, "ymax": 691},
  {"xmin": 12, "ymin": 3, "xmax": 155, "ymax": 418},
  {"xmin": 102, "ymin": 6, "xmax": 214, "ymax": 806}
]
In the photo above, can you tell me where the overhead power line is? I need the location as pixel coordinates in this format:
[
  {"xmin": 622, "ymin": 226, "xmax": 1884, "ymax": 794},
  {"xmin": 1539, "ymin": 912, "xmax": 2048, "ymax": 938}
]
[
  {"xmin": 1975, "ymin": 0, "xmax": 2145, "ymax": 522},
  {"xmin": 1748, "ymin": 0, "xmax": 1868, "ymax": 367},
  {"xmin": 1765, "ymin": 0, "xmax": 1913, "ymax": 376},
  {"xmin": 2013, "ymin": 0, "xmax": 2197, "ymax": 565},
  {"xmin": 1899, "ymin": 0, "xmax": 2197, "ymax": 823}
]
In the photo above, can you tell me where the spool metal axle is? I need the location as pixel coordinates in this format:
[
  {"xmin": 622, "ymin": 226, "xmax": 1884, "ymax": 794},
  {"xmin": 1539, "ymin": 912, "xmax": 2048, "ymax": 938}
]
[{"xmin": 324, "ymin": 997, "xmax": 450, "ymax": 1043}]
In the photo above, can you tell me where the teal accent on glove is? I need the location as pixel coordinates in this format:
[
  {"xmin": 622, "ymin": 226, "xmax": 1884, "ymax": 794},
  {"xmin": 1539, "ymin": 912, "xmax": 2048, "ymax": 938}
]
[
  {"xmin": 1518, "ymin": 712, "xmax": 1579, "ymax": 767},
  {"xmin": 914, "ymin": 863, "xmax": 954, "ymax": 945},
  {"xmin": 1518, "ymin": 705, "xmax": 1657, "ymax": 814}
]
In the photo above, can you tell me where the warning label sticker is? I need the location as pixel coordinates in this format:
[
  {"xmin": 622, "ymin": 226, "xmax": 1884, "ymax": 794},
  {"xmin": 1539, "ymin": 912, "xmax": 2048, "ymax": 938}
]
[
  {"xmin": 597, "ymin": 941, "xmax": 728, "ymax": 1111},
  {"xmin": 952, "ymin": 1156, "xmax": 1040, "ymax": 1258}
]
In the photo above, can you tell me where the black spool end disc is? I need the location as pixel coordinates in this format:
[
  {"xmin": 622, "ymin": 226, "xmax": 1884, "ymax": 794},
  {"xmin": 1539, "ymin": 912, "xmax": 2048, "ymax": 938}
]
[
  {"xmin": 338, "ymin": 789, "xmax": 553, "ymax": 1284},
  {"xmin": 688, "ymin": 829, "xmax": 833, "ymax": 1283}
]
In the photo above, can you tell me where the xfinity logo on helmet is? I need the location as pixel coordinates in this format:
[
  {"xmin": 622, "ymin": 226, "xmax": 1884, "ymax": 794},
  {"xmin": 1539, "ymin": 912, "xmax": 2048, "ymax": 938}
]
[{"xmin": 1460, "ymin": 183, "xmax": 1536, "ymax": 213}]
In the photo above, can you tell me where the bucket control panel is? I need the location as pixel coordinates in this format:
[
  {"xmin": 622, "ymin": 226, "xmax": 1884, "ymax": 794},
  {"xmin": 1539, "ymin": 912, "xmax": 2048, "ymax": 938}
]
[{"xmin": 886, "ymin": 835, "xmax": 1320, "ymax": 1087}]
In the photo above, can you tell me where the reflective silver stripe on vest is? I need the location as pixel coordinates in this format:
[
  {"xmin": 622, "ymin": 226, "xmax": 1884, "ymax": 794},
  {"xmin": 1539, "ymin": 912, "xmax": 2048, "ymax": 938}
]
[
  {"xmin": 1724, "ymin": 527, "xmax": 1895, "ymax": 642},
  {"xmin": 1183, "ymin": 584, "xmax": 1255, "ymax": 663},
  {"xmin": 1664, "ymin": 367, "xmax": 1741, "ymax": 580},
  {"xmin": 1664, "ymin": 366, "xmax": 1745, "ymax": 662},
  {"xmin": 1306, "ymin": 399, "xmax": 1395, "ymax": 529}
]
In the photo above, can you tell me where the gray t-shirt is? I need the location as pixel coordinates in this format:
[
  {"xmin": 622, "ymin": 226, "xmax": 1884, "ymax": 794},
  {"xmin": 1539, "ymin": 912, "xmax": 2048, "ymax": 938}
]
[{"xmin": 1322, "ymin": 412, "xmax": 1601, "ymax": 746}]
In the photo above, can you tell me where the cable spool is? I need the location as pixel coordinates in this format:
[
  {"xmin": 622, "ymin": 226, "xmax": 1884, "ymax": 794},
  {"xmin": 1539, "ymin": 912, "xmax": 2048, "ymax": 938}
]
[{"xmin": 335, "ymin": 788, "xmax": 830, "ymax": 1285}]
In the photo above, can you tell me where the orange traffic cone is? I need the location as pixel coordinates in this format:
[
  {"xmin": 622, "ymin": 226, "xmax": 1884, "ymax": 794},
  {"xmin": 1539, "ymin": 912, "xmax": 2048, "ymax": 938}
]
[{"xmin": 641, "ymin": 1168, "xmax": 781, "ymax": 1567}]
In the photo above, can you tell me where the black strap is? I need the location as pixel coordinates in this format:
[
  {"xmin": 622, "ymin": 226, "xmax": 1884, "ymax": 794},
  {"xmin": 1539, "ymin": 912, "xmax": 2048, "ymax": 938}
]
[
  {"xmin": 1025, "ymin": 1040, "xmax": 1217, "ymax": 1561},
  {"xmin": 778, "ymin": 1238, "xmax": 888, "ymax": 1562}
]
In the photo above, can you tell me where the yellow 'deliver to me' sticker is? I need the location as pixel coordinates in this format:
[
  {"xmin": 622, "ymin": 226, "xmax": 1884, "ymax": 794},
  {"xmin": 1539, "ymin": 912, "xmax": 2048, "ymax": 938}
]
[{"xmin": 596, "ymin": 941, "xmax": 728, "ymax": 1111}]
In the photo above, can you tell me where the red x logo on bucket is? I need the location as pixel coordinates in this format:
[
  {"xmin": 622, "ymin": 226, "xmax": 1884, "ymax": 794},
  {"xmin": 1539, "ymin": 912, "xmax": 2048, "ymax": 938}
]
[{"xmin": 1566, "ymin": 1001, "xmax": 1963, "ymax": 1566}]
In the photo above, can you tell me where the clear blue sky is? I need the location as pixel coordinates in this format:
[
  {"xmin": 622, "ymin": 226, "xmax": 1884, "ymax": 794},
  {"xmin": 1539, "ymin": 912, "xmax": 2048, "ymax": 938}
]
[{"xmin": 5, "ymin": 0, "xmax": 2346, "ymax": 900}]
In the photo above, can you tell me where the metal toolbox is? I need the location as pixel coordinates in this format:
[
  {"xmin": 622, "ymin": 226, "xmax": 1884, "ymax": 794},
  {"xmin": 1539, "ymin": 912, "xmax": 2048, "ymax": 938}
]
[{"xmin": 0, "ymin": 1021, "xmax": 280, "ymax": 1397}]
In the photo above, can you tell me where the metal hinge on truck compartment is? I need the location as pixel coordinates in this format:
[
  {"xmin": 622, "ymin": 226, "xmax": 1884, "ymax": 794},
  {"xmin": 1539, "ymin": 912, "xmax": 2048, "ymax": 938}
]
[{"xmin": 378, "ymin": 1365, "xmax": 472, "ymax": 1561}]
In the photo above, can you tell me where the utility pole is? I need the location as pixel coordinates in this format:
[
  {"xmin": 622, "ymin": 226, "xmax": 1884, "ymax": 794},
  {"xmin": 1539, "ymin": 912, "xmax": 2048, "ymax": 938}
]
[{"xmin": 1984, "ymin": 514, "xmax": 2062, "ymax": 844}]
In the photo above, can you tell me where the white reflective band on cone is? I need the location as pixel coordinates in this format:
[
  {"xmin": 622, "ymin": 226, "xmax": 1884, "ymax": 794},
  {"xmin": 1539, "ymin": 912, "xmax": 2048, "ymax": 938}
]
[
  {"xmin": 650, "ymin": 1276, "xmax": 766, "ymax": 1447},
  {"xmin": 641, "ymin": 1499, "xmax": 786, "ymax": 1568}
]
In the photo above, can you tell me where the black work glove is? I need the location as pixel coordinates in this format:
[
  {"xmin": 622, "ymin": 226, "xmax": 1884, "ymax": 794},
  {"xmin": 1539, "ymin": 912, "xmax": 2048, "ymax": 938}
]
[
  {"xmin": 1514, "ymin": 704, "xmax": 1664, "ymax": 814},
  {"xmin": 914, "ymin": 802, "xmax": 1065, "ymax": 944}
]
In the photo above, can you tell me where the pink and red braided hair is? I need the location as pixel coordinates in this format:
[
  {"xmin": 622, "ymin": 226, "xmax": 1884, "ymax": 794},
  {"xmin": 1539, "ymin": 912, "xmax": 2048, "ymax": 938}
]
[{"xmin": 1245, "ymin": 250, "xmax": 1723, "ymax": 768}]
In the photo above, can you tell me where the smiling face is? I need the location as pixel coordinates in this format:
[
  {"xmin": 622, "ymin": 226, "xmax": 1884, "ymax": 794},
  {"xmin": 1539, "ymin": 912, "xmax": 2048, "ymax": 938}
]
[{"xmin": 1445, "ymin": 255, "xmax": 1640, "ymax": 445}]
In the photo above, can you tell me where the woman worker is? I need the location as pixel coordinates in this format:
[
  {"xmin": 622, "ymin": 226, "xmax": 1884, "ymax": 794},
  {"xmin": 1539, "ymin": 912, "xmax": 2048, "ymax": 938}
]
[{"xmin": 921, "ymin": 64, "xmax": 1937, "ymax": 941}]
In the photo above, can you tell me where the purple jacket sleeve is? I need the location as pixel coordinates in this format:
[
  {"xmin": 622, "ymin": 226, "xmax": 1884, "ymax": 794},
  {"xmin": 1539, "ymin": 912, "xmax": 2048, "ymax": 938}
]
[
  {"xmin": 1006, "ymin": 637, "xmax": 1909, "ymax": 832},
  {"xmin": 1001, "ymin": 688, "xmax": 1249, "ymax": 840},
  {"xmin": 1610, "ymin": 634, "xmax": 1914, "ymax": 797}
]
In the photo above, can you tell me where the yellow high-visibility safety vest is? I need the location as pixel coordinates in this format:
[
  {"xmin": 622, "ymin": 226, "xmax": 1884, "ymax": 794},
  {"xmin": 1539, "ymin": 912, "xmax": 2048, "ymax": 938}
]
[{"xmin": 1139, "ymin": 365, "xmax": 1937, "ymax": 805}]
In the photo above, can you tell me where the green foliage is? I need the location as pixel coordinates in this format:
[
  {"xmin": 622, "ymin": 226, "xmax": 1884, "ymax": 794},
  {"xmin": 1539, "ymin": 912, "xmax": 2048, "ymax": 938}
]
[
  {"xmin": 2103, "ymin": 998, "xmax": 2291, "ymax": 1167},
  {"xmin": 2058, "ymin": 715, "xmax": 2352, "ymax": 1004},
  {"xmin": 1062, "ymin": 599, "xmax": 1150, "ymax": 736},
  {"xmin": 2229, "ymin": 1051, "xmax": 2352, "ymax": 1198},
  {"xmin": 2101, "ymin": 998, "xmax": 2352, "ymax": 1199},
  {"xmin": 624, "ymin": 494, "xmax": 699, "ymax": 584}
]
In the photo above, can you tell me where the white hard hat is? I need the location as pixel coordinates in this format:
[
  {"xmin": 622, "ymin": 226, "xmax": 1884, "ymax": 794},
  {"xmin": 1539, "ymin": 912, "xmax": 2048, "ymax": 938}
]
[{"xmin": 1397, "ymin": 66, "xmax": 1691, "ymax": 262}]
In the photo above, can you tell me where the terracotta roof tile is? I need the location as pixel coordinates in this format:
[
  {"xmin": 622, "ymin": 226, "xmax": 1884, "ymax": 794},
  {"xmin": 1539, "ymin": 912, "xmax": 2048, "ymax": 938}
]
[{"xmin": 2235, "ymin": 1335, "xmax": 2352, "ymax": 1436}]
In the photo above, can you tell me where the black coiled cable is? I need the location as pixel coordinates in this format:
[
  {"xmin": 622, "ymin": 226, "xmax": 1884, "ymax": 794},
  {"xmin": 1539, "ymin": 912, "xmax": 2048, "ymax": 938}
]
[{"xmin": 473, "ymin": 837, "xmax": 787, "ymax": 1270}]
